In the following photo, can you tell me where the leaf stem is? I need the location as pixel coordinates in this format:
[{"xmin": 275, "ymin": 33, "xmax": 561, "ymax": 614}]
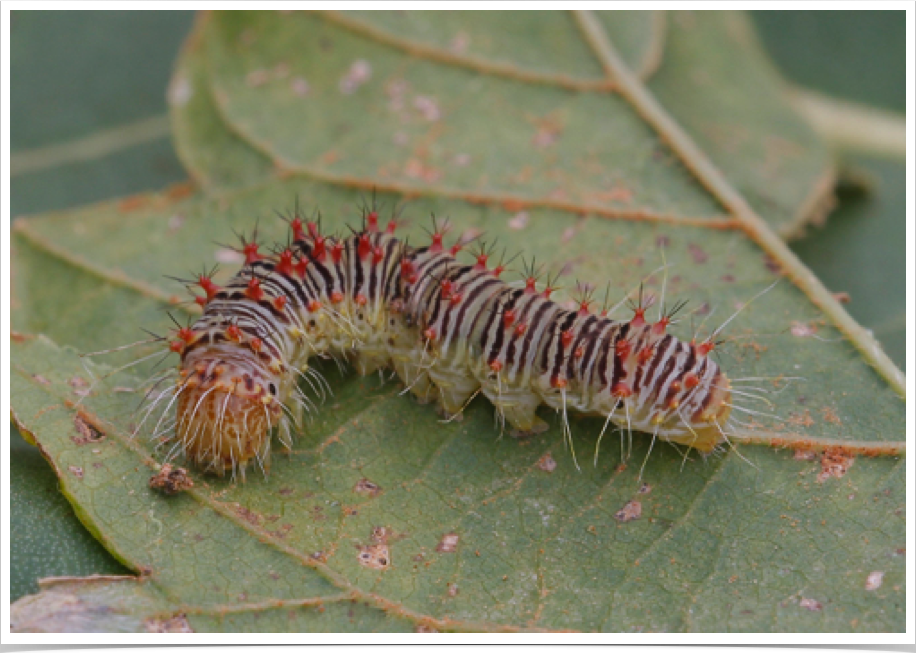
[
  {"xmin": 10, "ymin": 115, "xmax": 171, "ymax": 178},
  {"xmin": 787, "ymin": 87, "xmax": 906, "ymax": 160},
  {"xmin": 573, "ymin": 10, "xmax": 905, "ymax": 398}
]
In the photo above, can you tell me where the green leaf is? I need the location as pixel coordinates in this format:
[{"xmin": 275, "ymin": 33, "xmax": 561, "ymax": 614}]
[
  {"xmin": 11, "ymin": 171, "xmax": 905, "ymax": 631},
  {"xmin": 11, "ymin": 10, "xmax": 905, "ymax": 632}
]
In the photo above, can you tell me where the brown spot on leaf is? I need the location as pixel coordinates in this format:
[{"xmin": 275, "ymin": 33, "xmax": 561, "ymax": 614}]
[
  {"xmin": 793, "ymin": 449, "xmax": 817, "ymax": 461},
  {"xmin": 817, "ymin": 448, "xmax": 854, "ymax": 482},
  {"xmin": 763, "ymin": 255, "xmax": 782, "ymax": 274},
  {"xmin": 32, "ymin": 374, "xmax": 51, "ymax": 386},
  {"xmin": 637, "ymin": 482, "xmax": 652, "ymax": 495},
  {"xmin": 791, "ymin": 321, "xmax": 818, "ymax": 338},
  {"xmin": 687, "ymin": 243, "xmax": 708, "ymax": 264},
  {"xmin": 145, "ymin": 614, "xmax": 193, "ymax": 633},
  {"xmin": 149, "ymin": 464, "xmax": 194, "ymax": 495},
  {"xmin": 799, "ymin": 597, "xmax": 822, "ymax": 612},
  {"xmin": 415, "ymin": 623, "xmax": 439, "ymax": 633},
  {"xmin": 234, "ymin": 504, "xmax": 263, "ymax": 526},
  {"xmin": 789, "ymin": 410, "xmax": 815, "ymax": 428},
  {"xmin": 68, "ymin": 465, "xmax": 83, "ymax": 479},
  {"xmin": 436, "ymin": 532, "xmax": 460, "ymax": 553},
  {"xmin": 536, "ymin": 453, "xmax": 557, "ymax": 473},
  {"xmin": 71, "ymin": 414, "xmax": 105, "ymax": 445},
  {"xmin": 614, "ymin": 500, "xmax": 642, "ymax": 523},
  {"xmin": 820, "ymin": 407, "xmax": 842, "ymax": 425},
  {"xmin": 447, "ymin": 583, "xmax": 459, "ymax": 597},
  {"xmin": 68, "ymin": 376, "xmax": 91, "ymax": 397},
  {"xmin": 832, "ymin": 291, "xmax": 851, "ymax": 304},
  {"xmin": 370, "ymin": 526, "xmax": 391, "ymax": 544},
  {"xmin": 357, "ymin": 543, "xmax": 390, "ymax": 570},
  {"xmin": 354, "ymin": 478, "xmax": 382, "ymax": 497},
  {"xmin": 694, "ymin": 302, "xmax": 711, "ymax": 316}
]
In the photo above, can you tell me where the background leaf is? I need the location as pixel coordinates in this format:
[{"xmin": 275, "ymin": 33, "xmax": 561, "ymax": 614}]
[{"xmin": 10, "ymin": 10, "xmax": 904, "ymax": 628}]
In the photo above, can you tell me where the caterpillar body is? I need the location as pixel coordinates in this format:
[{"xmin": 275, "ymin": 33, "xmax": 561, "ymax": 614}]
[{"xmin": 167, "ymin": 209, "xmax": 732, "ymax": 476}]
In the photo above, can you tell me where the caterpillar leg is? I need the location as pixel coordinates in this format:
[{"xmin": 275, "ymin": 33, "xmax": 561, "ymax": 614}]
[
  {"xmin": 480, "ymin": 387, "xmax": 548, "ymax": 437},
  {"xmin": 352, "ymin": 350, "xmax": 389, "ymax": 377},
  {"xmin": 429, "ymin": 371, "xmax": 480, "ymax": 422},
  {"xmin": 391, "ymin": 359, "xmax": 435, "ymax": 404}
]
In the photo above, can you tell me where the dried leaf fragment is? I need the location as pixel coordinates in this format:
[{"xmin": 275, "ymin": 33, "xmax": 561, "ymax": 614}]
[
  {"xmin": 149, "ymin": 464, "xmax": 194, "ymax": 495},
  {"xmin": 614, "ymin": 500, "xmax": 642, "ymax": 523}
]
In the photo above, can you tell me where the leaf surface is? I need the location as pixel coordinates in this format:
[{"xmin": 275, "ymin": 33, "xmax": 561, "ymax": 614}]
[{"xmin": 10, "ymin": 10, "xmax": 904, "ymax": 633}]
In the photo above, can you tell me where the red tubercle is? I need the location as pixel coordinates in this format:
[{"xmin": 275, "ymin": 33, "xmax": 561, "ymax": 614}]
[
  {"xmin": 630, "ymin": 307, "xmax": 646, "ymax": 328},
  {"xmin": 312, "ymin": 237, "xmax": 327, "ymax": 261},
  {"xmin": 290, "ymin": 217, "xmax": 306, "ymax": 241},
  {"xmin": 386, "ymin": 220, "xmax": 397, "ymax": 235},
  {"xmin": 577, "ymin": 301, "xmax": 591, "ymax": 318},
  {"xmin": 355, "ymin": 293, "xmax": 368, "ymax": 306},
  {"xmin": 429, "ymin": 232, "xmax": 444, "ymax": 253},
  {"xmin": 169, "ymin": 340, "xmax": 184, "ymax": 353},
  {"xmin": 492, "ymin": 265, "xmax": 506, "ymax": 278},
  {"xmin": 226, "ymin": 324, "xmax": 243, "ymax": 342},
  {"xmin": 637, "ymin": 347, "xmax": 654, "ymax": 365},
  {"xmin": 514, "ymin": 322, "xmax": 528, "ymax": 337},
  {"xmin": 551, "ymin": 375, "xmax": 567, "ymax": 389},
  {"xmin": 307, "ymin": 221, "xmax": 320, "ymax": 239},
  {"xmin": 358, "ymin": 234, "xmax": 372, "ymax": 260},
  {"xmin": 694, "ymin": 340, "xmax": 715, "ymax": 357},
  {"xmin": 574, "ymin": 345, "xmax": 585, "ymax": 359},
  {"xmin": 524, "ymin": 277, "xmax": 538, "ymax": 294},
  {"xmin": 449, "ymin": 243, "xmax": 463, "ymax": 256},
  {"xmin": 560, "ymin": 329, "xmax": 574, "ymax": 348},
  {"xmin": 400, "ymin": 259, "xmax": 417, "ymax": 284},
  {"xmin": 366, "ymin": 211, "xmax": 379, "ymax": 233},
  {"xmin": 243, "ymin": 242, "xmax": 263, "ymax": 265},
  {"xmin": 440, "ymin": 279, "xmax": 454, "ymax": 300},
  {"xmin": 651, "ymin": 317, "xmax": 670, "ymax": 335},
  {"xmin": 176, "ymin": 326, "xmax": 195, "ymax": 343},
  {"xmin": 612, "ymin": 382, "xmax": 633, "ymax": 398},
  {"xmin": 273, "ymin": 296, "xmax": 288, "ymax": 311},
  {"xmin": 541, "ymin": 286, "xmax": 555, "ymax": 300},
  {"xmin": 276, "ymin": 250, "xmax": 295, "ymax": 276},
  {"xmin": 423, "ymin": 327, "xmax": 437, "ymax": 341},
  {"xmin": 330, "ymin": 291, "xmax": 344, "ymax": 304},
  {"xmin": 615, "ymin": 338, "xmax": 632, "ymax": 359},
  {"xmin": 250, "ymin": 337, "xmax": 263, "ymax": 353},
  {"xmin": 198, "ymin": 275, "xmax": 220, "ymax": 300},
  {"xmin": 489, "ymin": 359, "xmax": 503, "ymax": 373},
  {"xmin": 474, "ymin": 253, "xmax": 489, "ymax": 271},
  {"xmin": 331, "ymin": 242, "xmax": 344, "ymax": 264},
  {"xmin": 294, "ymin": 256, "xmax": 309, "ymax": 278},
  {"xmin": 502, "ymin": 309, "xmax": 516, "ymax": 329},
  {"xmin": 245, "ymin": 278, "xmax": 265, "ymax": 302},
  {"xmin": 449, "ymin": 293, "xmax": 463, "ymax": 306},
  {"xmin": 307, "ymin": 299, "xmax": 322, "ymax": 313},
  {"xmin": 372, "ymin": 246, "xmax": 384, "ymax": 265},
  {"xmin": 194, "ymin": 295, "xmax": 207, "ymax": 307}
]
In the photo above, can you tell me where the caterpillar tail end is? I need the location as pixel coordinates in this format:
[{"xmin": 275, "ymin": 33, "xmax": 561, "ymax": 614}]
[
  {"xmin": 175, "ymin": 366, "xmax": 282, "ymax": 476},
  {"xmin": 664, "ymin": 376, "xmax": 734, "ymax": 454}
]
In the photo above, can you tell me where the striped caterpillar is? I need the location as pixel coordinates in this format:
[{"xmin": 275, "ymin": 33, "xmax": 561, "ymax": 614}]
[{"xmin": 157, "ymin": 205, "xmax": 738, "ymax": 478}]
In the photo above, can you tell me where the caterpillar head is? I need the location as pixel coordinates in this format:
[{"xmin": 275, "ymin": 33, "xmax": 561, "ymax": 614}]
[{"xmin": 176, "ymin": 349, "xmax": 282, "ymax": 475}]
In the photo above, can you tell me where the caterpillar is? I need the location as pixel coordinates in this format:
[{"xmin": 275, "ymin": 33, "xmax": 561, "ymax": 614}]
[{"xmin": 153, "ymin": 204, "xmax": 740, "ymax": 478}]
